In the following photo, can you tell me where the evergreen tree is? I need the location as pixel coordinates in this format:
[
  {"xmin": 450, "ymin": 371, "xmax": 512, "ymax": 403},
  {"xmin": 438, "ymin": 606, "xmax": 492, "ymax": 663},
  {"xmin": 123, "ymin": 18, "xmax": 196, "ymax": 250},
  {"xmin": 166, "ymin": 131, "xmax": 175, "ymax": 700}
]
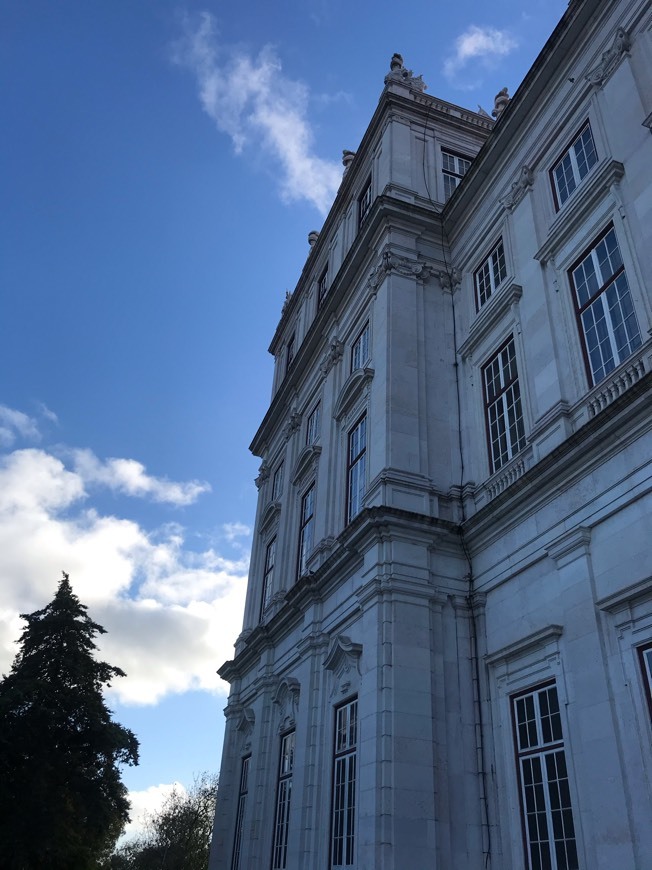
[{"xmin": 0, "ymin": 572, "xmax": 139, "ymax": 869}]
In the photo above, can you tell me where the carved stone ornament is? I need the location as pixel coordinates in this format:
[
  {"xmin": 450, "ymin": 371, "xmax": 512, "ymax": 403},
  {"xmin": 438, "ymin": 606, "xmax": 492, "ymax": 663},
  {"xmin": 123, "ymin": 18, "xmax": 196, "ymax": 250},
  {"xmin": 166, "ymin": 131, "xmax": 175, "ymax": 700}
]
[
  {"xmin": 324, "ymin": 634, "xmax": 363, "ymax": 697},
  {"xmin": 342, "ymin": 150, "xmax": 356, "ymax": 174},
  {"xmin": 308, "ymin": 230, "xmax": 320, "ymax": 247},
  {"xmin": 282, "ymin": 411, "xmax": 302, "ymax": 441},
  {"xmin": 586, "ymin": 27, "xmax": 631, "ymax": 88},
  {"xmin": 500, "ymin": 165, "xmax": 534, "ymax": 212},
  {"xmin": 273, "ymin": 677, "xmax": 301, "ymax": 733},
  {"xmin": 384, "ymin": 53, "xmax": 427, "ymax": 93},
  {"xmin": 235, "ymin": 706, "xmax": 255, "ymax": 752},
  {"xmin": 254, "ymin": 462, "xmax": 270, "ymax": 490},
  {"xmin": 320, "ymin": 338, "xmax": 344, "ymax": 375},
  {"xmin": 492, "ymin": 87, "xmax": 510, "ymax": 119},
  {"xmin": 367, "ymin": 250, "xmax": 436, "ymax": 293},
  {"xmin": 281, "ymin": 290, "xmax": 293, "ymax": 316},
  {"xmin": 437, "ymin": 268, "xmax": 462, "ymax": 292}
]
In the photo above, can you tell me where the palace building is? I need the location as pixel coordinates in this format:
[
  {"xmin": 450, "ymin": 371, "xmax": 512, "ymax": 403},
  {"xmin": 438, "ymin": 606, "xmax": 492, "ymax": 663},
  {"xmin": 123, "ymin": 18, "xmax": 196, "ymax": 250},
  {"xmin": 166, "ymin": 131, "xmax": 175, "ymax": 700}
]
[{"xmin": 210, "ymin": 1, "xmax": 652, "ymax": 867}]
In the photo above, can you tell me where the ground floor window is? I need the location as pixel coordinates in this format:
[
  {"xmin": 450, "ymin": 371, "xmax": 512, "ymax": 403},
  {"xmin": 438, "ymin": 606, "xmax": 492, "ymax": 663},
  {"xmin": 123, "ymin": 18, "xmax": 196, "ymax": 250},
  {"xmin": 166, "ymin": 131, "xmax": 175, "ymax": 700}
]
[
  {"xmin": 331, "ymin": 698, "xmax": 357, "ymax": 867},
  {"xmin": 272, "ymin": 731, "xmax": 295, "ymax": 869},
  {"xmin": 231, "ymin": 755, "xmax": 250, "ymax": 870}
]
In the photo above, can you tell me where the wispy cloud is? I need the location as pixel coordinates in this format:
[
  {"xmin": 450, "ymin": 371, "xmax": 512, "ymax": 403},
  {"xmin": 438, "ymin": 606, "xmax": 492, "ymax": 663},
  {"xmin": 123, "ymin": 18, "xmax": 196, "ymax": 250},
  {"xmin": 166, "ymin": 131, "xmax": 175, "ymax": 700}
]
[
  {"xmin": 443, "ymin": 25, "xmax": 518, "ymax": 86},
  {"xmin": 172, "ymin": 12, "xmax": 342, "ymax": 215},
  {"xmin": 70, "ymin": 449, "xmax": 210, "ymax": 506},
  {"xmin": 0, "ymin": 405, "xmax": 41, "ymax": 447}
]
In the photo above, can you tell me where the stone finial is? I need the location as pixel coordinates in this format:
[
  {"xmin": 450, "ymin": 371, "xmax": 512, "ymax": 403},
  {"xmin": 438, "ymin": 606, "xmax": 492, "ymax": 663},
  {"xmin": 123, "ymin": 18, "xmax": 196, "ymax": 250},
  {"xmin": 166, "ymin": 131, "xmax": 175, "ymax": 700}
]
[
  {"xmin": 308, "ymin": 231, "xmax": 320, "ymax": 247},
  {"xmin": 384, "ymin": 53, "xmax": 427, "ymax": 92},
  {"xmin": 492, "ymin": 87, "xmax": 510, "ymax": 119},
  {"xmin": 342, "ymin": 150, "xmax": 356, "ymax": 174}
]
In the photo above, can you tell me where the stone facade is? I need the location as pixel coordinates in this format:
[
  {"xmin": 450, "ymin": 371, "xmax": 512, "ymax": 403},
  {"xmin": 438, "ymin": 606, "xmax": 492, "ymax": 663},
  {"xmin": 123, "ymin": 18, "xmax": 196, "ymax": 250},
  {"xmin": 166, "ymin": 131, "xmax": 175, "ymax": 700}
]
[{"xmin": 210, "ymin": 1, "xmax": 652, "ymax": 868}]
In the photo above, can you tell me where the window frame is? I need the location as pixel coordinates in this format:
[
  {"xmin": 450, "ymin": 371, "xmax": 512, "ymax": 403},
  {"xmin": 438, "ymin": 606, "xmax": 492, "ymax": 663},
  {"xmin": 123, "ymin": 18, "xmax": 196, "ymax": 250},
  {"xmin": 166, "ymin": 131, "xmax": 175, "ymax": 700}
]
[
  {"xmin": 330, "ymin": 697, "xmax": 358, "ymax": 869},
  {"xmin": 441, "ymin": 148, "xmax": 472, "ymax": 201},
  {"xmin": 231, "ymin": 755, "xmax": 251, "ymax": 870},
  {"xmin": 285, "ymin": 335, "xmax": 295, "ymax": 374},
  {"xmin": 272, "ymin": 462, "xmax": 284, "ymax": 502},
  {"xmin": 318, "ymin": 266, "xmax": 329, "ymax": 309},
  {"xmin": 305, "ymin": 404, "xmax": 321, "ymax": 446},
  {"xmin": 550, "ymin": 122, "xmax": 598, "ymax": 210},
  {"xmin": 346, "ymin": 414, "xmax": 367, "ymax": 524},
  {"xmin": 351, "ymin": 322, "xmax": 370, "ymax": 373},
  {"xmin": 568, "ymin": 224, "xmax": 642, "ymax": 387},
  {"xmin": 638, "ymin": 642, "xmax": 652, "ymax": 722},
  {"xmin": 297, "ymin": 483, "xmax": 315, "ymax": 579},
  {"xmin": 474, "ymin": 238, "xmax": 508, "ymax": 310},
  {"xmin": 482, "ymin": 335, "xmax": 527, "ymax": 474},
  {"xmin": 271, "ymin": 730, "xmax": 295, "ymax": 870},
  {"xmin": 358, "ymin": 177, "xmax": 372, "ymax": 227},
  {"xmin": 260, "ymin": 537, "xmax": 276, "ymax": 618},
  {"xmin": 511, "ymin": 682, "xmax": 579, "ymax": 870}
]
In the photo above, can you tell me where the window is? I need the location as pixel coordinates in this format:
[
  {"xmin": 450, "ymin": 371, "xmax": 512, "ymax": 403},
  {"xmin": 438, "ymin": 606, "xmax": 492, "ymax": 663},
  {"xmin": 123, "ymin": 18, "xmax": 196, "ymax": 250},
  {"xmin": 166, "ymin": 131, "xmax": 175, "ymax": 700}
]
[
  {"xmin": 347, "ymin": 415, "xmax": 366, "ymax": 523},
  {"xmin": 351, "ymin": 323, "xmax": 370, "ymax": 372},
  {"xmin": 638, "ymin": 643, "xmax": 652, "ymax": 720},
  {"xmin": 260, "ymin": 538, "xmax": 276, "ymax": 617},
  {"xmin": 231, "ymin": 756, "xmax": 250, "ymax": 870},
  {"xmin": 569, "ymin": 226, "xmax": 642, "ymax": 386},
  {"xmin": 297, "ymin": 484, "xmax": 315, "ymax": 578},
  {"xmin": 286, "ymin": 335, "xmax": 295, "ymax": 374},
  {"xmin": 318, "ymin": 267, "xmax": 329, "ymax": 309},
  {"xmin": 272, "ymin": 731, "xmax": 295, "ymax": 869},
  {"xmin": 475, "ymin": 239, "xmax": 507, "ymax": 309},
  {"xmin": 513, "ymin": 684, "xmax": 579, "ymax": 870},
  {"xmin": 483, "ymin": 336, "xmax": 526, "ymax": 473},
  {"xmin": 272, "ymin": 462, "xmax": 284, "ymax": 501},
  {"xmin": 442, "ymin": 149, "xmax": 471, "ymax": 200},
  {"xmin": 358, "ymin": 178, "xmax": 372, "ymax": 226},
  {"xmin": 551, "ymin": 123, "xmax": 598, "ymax": 208},
  {"xmin": 331, "ymin": 698, "xmax": 357, "ymax": 868},
  {"xmin": 306, "ymin": 404, "xmax": 321, "ymax": 446}
]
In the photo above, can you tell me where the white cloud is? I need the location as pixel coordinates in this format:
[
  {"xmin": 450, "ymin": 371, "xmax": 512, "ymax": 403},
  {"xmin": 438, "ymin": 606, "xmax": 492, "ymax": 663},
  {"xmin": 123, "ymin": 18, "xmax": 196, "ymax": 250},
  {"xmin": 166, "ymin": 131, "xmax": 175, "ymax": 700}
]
[
  {"xmin": 443, "ymin": 25, "xmax": 518, "ymax": 84},
  {"xmin": 0, "ymin": 421, "xmax": 248, "ymax": 705},
  {"xmin": 121, "ymin": 782, "xmax": 185, "ymax": 842},
  {"xmin": 0, "ymin": 405, "xmax": 41, "ymax": 447},
  {"xmin": 71, "ymin": 449, "xmax": 210, "ymax": 505},
  {"xmin": 172, "ymin": 12, "xmax": 342, "ymax": 215}
]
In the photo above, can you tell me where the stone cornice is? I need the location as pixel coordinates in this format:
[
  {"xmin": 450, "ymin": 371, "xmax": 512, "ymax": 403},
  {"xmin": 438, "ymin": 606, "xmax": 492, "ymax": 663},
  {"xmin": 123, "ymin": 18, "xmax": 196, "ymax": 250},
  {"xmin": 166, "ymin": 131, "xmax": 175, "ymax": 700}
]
[
  {"xmin": 459, "ymin": 282, "xmax": 523, "ymax": 360},
  {"xmin": 485, "ymin": 624, "xmax": 563, "ymax": 666}
]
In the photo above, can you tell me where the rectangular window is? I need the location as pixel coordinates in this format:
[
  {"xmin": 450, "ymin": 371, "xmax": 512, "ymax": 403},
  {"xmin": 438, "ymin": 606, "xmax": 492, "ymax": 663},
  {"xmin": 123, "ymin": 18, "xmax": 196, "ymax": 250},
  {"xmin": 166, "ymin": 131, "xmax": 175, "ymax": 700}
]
[
  {"xmin": 231, "ymin": 755, "xmax": 250, "ymax": 870},
  {"xmin": 483, "ymin": 336, "xmax": 526, "ymax": 473},
  {"xmin": 358, "ymin": 178, "xmax": 372, "ymax": 226},
  {"xmin": 286, "ymin": 335, "xmax": 295, "ymax": 374},
  {"xmin": 331, "ymin": 698, "xmax": 357, "ymax": 868},
  {"xmin": 272, "ymin": 462, "xmax": 284, "ymax": 501},
  {"xmin": 442, "ymin": 149, "xmax": 471, "ymax": 201},
  {"xmin": 272, "ymin": 731, "xmax": 295, "ymax": 869},
  {"xmin": 569, "ymin": 226, "xmax": 642, "ymax": 386},
  {"xmin": 297, "ymin": 484, "xmax": 315, "ymax": 578},
  {"xmin": 260, "ymin": 538, "xmax": 276, "ymax": 617},
  {"xmin": 475, "ymin": 239, "xmax": 507, "ymax": 309},
  {"xmin": 513, "ymin": 684, "xmax": 579, "ymax": 870},
  {"xmin": 638, "ymin": 643, "xmax": 652, "ymax": 720},
  {"xmin": 351, "ymin": 322, "xmax": 370, "ymax": 372},
  {"xmin": 347, "ymin": 415, "xmax": 366, "ymax": 523},
  {"xmin": 318, "ymin": 267, "xmax": 329, "ymax": 309},
  {"xmin": 306, "ymin": 404, "xmax": 321, "ymax": 446},
  {"xmin": 551, "ymin": 123, "xmax": 598, "ymax": 208}
]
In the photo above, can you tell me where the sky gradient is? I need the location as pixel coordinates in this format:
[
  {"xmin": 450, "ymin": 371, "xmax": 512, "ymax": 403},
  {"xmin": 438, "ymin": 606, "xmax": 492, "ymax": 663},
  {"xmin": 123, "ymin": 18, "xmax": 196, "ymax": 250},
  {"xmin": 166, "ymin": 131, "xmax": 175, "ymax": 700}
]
[{"xmin": 1, "ymin": 0, "xmax": 568, "ymax": 836}]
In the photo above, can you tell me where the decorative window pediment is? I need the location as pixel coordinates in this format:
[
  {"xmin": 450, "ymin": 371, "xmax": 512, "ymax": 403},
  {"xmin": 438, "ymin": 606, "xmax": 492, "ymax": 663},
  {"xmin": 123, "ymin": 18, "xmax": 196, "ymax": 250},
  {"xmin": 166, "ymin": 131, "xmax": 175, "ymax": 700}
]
[
  {"xmin": 459, "ymin": 283, "xmax": 523, "ymax": 361},
  {"xmin": 334, "ymin": 368, "xmax": 374, "ymax": 421},
  {"xmin": 235, "ymin": 706, "xmax": 255, "ymax": 752},
  {"xmin": 259, "ymin": 500, "xmax": 281, "ymax": 534},
  {"xmin": 324, "ymin": 634, "xmax": 363, "ymax": 697},
  {"xmin": 291, "ymin": 444, "xmax": 321, "ymax": 486},
  {"xmin": 273, "ymin": 677, "xmax": 301, "ymax": 733}
]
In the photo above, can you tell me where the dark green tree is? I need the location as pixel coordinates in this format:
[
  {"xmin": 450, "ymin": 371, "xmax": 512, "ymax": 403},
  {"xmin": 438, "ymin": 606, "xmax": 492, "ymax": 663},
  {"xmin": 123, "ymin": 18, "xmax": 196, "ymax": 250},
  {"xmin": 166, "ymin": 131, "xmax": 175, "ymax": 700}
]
[
  {"xmin": 0, "ymin": 572, "xmax": 139, "ymax": 869},
  {"xmin": 107, "ymin": 772, "xmax": 217, "ymax": 870}
]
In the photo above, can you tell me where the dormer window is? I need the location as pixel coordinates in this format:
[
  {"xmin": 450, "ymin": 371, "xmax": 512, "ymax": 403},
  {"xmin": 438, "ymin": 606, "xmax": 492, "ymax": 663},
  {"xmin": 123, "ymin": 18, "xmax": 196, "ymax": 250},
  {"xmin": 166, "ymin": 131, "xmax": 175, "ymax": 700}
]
[
  {"xmin": 442, "ymin": 149, "xmax": 471, "ymax": 201},
  {"xmin": 358, "ymin": 177, "xmax": 372, "ymax": 226}
]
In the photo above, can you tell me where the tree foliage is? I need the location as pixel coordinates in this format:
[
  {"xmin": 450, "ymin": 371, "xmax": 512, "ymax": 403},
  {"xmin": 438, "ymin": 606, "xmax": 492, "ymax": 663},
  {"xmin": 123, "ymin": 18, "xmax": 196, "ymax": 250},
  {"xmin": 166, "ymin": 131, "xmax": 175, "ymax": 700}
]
[
  {"xmin": 0, "ymin": 572, "xmax": 139, "ymax": 869},
  {"xmin": 108, "ymin": 773, "xmax": 218, "ymax": 870}
]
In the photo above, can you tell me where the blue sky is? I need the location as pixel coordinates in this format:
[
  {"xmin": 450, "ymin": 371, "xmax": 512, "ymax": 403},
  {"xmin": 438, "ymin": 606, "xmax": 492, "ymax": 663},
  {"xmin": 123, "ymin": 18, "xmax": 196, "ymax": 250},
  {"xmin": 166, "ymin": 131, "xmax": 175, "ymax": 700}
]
[{"xmin": 1, "ymin": 0, "xmax": 568, "ymax": 835}]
